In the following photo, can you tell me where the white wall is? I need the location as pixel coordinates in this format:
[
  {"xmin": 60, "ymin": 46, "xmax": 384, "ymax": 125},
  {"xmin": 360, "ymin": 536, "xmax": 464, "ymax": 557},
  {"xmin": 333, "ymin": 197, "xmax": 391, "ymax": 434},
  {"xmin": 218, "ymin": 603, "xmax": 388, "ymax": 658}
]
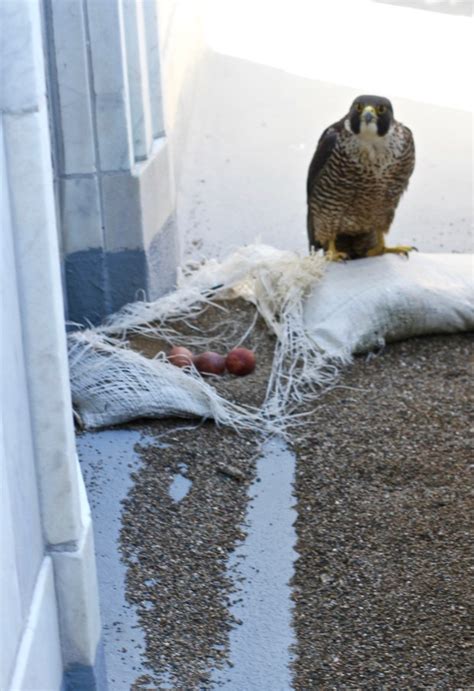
[
  {"xmin": 0, "ymin": 1, "xmax": 100, "ymax": 687},
  {"xmin": 1, "ymin": 121, "xmax": 61, "ymax": 691},
  {"xmin": 157, "ymin": 0, "xmax": 206, "ymax": 191}
]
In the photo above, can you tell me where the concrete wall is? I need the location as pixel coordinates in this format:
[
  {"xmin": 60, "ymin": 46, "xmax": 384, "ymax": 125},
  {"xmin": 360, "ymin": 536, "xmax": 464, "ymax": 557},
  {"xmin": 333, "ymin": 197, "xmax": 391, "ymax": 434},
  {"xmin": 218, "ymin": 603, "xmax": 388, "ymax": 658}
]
[
  {"xmin": 157, "ymin": 0, "xmax": 206, "ymax": 188},
  {"xmin": 43, "ymin": 0, "xmax": 205, "ymax": 326},
  {"xmin": 1, "ymin": 122, "xmax": 63, "ymax": 691},
  {"xmin": 0, "ymin": 1, "xmax": 101, "ymax": 688}
]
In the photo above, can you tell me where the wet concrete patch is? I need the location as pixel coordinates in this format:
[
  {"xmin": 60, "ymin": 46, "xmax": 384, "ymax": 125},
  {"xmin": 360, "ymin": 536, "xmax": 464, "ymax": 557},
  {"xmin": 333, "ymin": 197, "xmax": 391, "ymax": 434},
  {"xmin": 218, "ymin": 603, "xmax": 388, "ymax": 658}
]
[
  {"xmin": 168, "ymin": 463, "xmax": 193, "ymax": 503},
  {"xmin": 212, "ymin": 436, "xmax": 297, "ymax": 690},
  {"xmin": 77, "ymin": 429, "xmax": 156, "ymax": 689}
]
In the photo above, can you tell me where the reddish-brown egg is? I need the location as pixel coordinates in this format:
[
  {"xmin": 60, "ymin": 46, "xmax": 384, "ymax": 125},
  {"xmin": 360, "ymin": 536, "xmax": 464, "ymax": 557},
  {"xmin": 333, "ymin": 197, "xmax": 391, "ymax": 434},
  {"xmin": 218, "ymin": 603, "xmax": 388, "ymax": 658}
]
[
  {"xmin": 225, "ymin": 347, "xmax": 256, "ymax": 376},
  {"xmin": 193, "ymin": 351, "xmax": 226, "ymax": 375},
  {"xmin": 168, "ymin": 345, "xmax": 194, "ymax": 368}
]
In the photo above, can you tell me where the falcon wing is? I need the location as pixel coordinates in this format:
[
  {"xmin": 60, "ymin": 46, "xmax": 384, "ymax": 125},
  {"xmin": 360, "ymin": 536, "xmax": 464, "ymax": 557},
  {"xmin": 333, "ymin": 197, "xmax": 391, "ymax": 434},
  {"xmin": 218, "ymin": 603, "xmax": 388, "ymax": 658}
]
[
  {"xmin": 306, "ymin": 120, "xmax": 343, "ymax": 197},
  {"xmin": 306, "ymin": 120, "xmax": 344, "ymax": 250}
]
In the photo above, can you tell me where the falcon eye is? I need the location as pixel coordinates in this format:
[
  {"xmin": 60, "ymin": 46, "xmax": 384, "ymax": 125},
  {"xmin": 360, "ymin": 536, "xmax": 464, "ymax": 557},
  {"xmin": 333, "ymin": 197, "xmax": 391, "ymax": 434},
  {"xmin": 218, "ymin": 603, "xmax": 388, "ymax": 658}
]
[
  {"xmin": 376, "ymin": 105, "xmax": 386, "ymax": 114},
  {"xmin": 356, "ymin": 103, "xmax": 364, "ymax": 113}
]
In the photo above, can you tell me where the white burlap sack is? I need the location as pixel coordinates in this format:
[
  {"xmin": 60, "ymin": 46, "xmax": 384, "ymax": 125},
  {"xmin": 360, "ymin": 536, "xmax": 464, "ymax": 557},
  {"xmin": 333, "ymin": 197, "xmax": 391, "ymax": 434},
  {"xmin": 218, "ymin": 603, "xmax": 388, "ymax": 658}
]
[
  {"xmin": 69, "ymin": 246, "xmax": 473, "ymax": 431},
  {"xmin": 304, "ymin": 253, "xmax": 473, "ymax": 359}
]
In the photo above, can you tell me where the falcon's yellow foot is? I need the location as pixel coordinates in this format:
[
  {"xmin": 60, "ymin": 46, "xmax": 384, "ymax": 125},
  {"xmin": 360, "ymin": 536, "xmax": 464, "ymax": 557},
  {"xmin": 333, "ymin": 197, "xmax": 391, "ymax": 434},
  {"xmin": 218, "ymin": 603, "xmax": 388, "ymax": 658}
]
[
  {"xmin": 326, "ymin": 249, "xmax": 349, "ymax": 262},
  {"xmin": 367, "ymin": 243, "xmax": 417, "ymax": 258},
  {"xmin": 325, "ymin": 239, "xmax": 348, "ymax": 262},
  {"xmin": 383, "ymin": 245, "xmax": 418, "ymax": 257}
]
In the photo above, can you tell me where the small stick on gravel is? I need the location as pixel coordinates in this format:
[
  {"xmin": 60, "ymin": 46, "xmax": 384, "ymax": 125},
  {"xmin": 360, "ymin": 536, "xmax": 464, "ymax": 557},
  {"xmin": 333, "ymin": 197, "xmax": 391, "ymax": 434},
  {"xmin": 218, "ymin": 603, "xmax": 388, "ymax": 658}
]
[{"xmin": 216, "ymin": 463, "xmax": 249, "ymax": 482}]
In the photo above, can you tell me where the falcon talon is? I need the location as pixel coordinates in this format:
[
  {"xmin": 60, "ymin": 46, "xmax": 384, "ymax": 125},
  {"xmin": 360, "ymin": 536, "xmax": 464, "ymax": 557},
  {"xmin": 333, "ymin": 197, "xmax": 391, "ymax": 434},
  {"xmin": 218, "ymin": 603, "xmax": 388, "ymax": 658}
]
[
  {"xmin": 307, "ymin": 95, "xmax": 415, "ymax": 260},
  {"xmin": 325, "ymin": 250, "xmax": 349, "ymax": 263},
  {"xmin": 384, "ymin": 245, "xmax": 417, "ymax": 257},
  {"xmin": 324, "ymin": 238, "xmax": 349, "ymax": 262}
]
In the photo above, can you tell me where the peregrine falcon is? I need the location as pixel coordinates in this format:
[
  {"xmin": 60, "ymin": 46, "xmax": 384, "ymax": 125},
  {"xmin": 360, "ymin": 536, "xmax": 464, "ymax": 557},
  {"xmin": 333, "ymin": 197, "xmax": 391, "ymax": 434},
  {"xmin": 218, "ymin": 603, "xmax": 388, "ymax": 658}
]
[{"xmin": 307, "ymin": 95, "xmax": 415, "ymax": 261}]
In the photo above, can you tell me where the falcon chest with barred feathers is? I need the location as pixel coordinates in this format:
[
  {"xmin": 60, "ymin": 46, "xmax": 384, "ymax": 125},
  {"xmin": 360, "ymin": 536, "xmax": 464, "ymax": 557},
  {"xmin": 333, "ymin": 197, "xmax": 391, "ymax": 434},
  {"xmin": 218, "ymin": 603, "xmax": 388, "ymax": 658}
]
[{"xmin": 307, "ymin": 95, "xmax": 416, "ymax": 261}]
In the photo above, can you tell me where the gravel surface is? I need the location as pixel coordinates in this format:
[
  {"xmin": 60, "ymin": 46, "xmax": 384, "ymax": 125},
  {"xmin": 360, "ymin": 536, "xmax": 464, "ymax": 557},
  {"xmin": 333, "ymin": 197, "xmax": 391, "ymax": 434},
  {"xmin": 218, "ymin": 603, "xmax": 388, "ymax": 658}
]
[
  {"xmin": 291, "ymin": 333, "xmax": 473, "ymax": 689},
  {"xmin": 118, "ymin": 299, "xmax": 472, "ymax": 689},
  {"xmin": 121, "ymin": 420, "xmax": 260, "ymax": 690}
]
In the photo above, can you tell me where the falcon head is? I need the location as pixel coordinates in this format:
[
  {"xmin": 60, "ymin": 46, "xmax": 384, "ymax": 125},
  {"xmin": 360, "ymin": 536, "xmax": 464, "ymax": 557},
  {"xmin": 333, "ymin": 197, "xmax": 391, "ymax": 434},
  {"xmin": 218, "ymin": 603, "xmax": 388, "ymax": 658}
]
[{"xmin": 348, "ymin": 95, "xmax": 394, "ymax": 137}]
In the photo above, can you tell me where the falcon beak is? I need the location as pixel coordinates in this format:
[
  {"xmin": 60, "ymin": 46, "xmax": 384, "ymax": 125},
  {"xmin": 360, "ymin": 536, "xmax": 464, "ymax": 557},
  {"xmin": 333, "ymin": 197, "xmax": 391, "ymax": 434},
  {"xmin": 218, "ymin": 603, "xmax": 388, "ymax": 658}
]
[{"xmin": 362, "ymin": 106, "xmax": 376, "ymax": 124}]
